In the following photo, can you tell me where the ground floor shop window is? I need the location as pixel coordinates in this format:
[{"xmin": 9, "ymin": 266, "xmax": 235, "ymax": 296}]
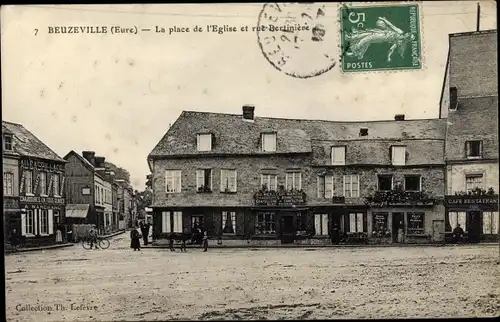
[
  {"xmin": 23, "ymin": 210, "xmax": 35, "ymax": 236},
  {"xmin": 346, "ymin": 212, "xmax": 365, "ymax": 233},
  {"xmin": 314, "ymin": 214, "xmax": 328, "ymax": 235},
  {"xmin": 191, "ymin": 215, "xmax": 204, "ymax": 231},
  {"xmin": 372, "ymin": 212, "xmax": 389, "ymax": 235},
  {"xmin": 222, "ymin": 211, "xmax": 236, "ymax": 234},
  {"xmin": 161, "ymin": 211, "xmax": 183, "ymax": 233},
  {"xmin": 446, "ymin": 212, "xmax": 467, "ymax": 232},
  {"xmin": 295, "ymin": 212, "xmax": 307, "ymax": 233},
  {"xmin": 40, "ymin": 210, "xmax": 49, "ymax": 235},
  {"xmin": 482, "ymin": 212, "xmax": 499, "ymax": 234},
  {"xmin": 255, "ymin": 212, "xmax": 275, "ymax": 235},
  {"xmin": 407, "ymin": 212, "xmax": 425, "ymax": 235}
]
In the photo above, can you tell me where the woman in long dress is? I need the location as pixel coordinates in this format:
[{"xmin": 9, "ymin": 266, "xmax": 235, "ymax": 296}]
[{"xmin": 130, "ymin": 226, "xmax": 141, "ymax": 251}]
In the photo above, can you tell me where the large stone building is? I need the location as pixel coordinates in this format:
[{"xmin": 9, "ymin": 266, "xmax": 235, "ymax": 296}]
[
  {"xmin": 440, "ymin": 29, "xmax": 499, "ymax": 242},
  {"xmin": 3, "ymin": 121, "xmax": 67, "ymax": 246},
  {"xmin": 148, "ymin": 106, "xmax": 447, "ymax": 246}
]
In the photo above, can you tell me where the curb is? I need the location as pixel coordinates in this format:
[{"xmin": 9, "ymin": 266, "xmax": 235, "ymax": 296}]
[
  {"xmin": 143, "ymin": 243, "xmax": 499, "ymax": 250},
  {"xmin": 5, "ymin": 243, "xmax": 74, "ymax": 254},
  {"xmin": 100, "ymin": 230, "xmax": 127, "ymax": 239}
]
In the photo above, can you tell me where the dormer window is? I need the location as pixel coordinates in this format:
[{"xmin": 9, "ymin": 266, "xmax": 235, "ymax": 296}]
[
  {"xmin": 261, "ymin": 132, "xmax": 276, "ymax": 152},
  {"xmin": 197, "ymin": 133, "xmax": 212, "ymax": 152},
  {"xmin": 3, "ymin": 134, "xmax": 13, "ymax": 151}
]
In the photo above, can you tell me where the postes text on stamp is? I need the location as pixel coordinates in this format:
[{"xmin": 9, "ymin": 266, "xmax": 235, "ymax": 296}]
[
  {"xmin": 340, "ymin": 4, "xmax": 422, "ymax": 72},
  {"xmin": 257, "ymin": 3, "xmax": 337, "ymax": 79}
]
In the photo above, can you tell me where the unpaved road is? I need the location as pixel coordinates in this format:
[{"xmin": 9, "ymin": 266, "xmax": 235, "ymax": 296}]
[{"xmin": 5, "ymin": 236, "xmax": 500, "ymax": 321}]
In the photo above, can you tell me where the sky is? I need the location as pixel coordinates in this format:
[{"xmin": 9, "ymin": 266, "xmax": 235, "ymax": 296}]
[{"xmin": 1, "ymin": 2, "xmax": 497, "ymax": 190}]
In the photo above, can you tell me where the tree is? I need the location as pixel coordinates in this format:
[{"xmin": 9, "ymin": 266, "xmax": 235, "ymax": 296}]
[
  {"xmin": 135, "ymin": 188, "xmax": 152, "ymax": 211},
  {"xmin": 105, "ymin": 161, "xmax": 130, "ymax": 183}
]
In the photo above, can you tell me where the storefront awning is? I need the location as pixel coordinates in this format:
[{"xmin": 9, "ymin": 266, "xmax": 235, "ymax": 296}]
[{"xmin": 66, "ymin": 204, "xmax": 90, "ymax": 218}]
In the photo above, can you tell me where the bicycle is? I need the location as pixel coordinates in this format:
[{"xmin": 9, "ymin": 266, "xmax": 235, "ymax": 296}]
[{"xmin": 82, "ymin": 236, "xmax": 110, "ymax": 250}]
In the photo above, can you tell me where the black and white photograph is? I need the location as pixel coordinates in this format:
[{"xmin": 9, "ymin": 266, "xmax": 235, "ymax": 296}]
[{"xmin": 1, "ymin": 1, "xmax": 499, "ymax": 321}]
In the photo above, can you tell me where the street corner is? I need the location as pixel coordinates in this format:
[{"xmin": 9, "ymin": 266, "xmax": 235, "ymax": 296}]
[{"xmin": 340, "ymin": 3, "xmax": 422, "ymax": 72}]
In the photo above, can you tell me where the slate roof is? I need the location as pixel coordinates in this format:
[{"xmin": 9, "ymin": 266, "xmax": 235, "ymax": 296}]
[
  {"xmin": 2, "ymin": 121, "xmax": 65, "ymax": 162},
  {"xmin": 148, "ymin": 111, "xmax": 447, "ymax": 158}
]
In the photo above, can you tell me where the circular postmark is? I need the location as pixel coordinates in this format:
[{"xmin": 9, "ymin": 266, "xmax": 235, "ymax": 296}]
[{"xmin": 257, "ymin": 3, "xmax": 336, "ymax": 79}]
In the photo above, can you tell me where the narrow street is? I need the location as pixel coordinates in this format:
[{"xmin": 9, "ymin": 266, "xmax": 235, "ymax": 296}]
[{"xmin": 5, "ymin": 235, "xmax": 500, "ymax": 321}]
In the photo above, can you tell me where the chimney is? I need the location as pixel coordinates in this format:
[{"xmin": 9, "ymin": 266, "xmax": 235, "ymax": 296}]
[
  {"xmin": 94, "ymin": 156, "xmax": 105, "ymax": 168},
  {"xmin": 82, "ymin": 151, "xmax": 96, "ymax": 165},
  {"xmin": 242, "ymin": 105, "xmax": 255, "ymax": 121},
  {"xmin": 394, "ymin": 114, "xmax": 405, "ymax": 121},
  {"xmin": 450, "ymin": 86, "xmax": 458, "ymax": 110}
]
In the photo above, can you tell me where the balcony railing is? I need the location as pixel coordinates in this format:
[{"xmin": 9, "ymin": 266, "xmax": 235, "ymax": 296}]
[
  {"xmin": 253, "ymin": 186, "xmax": 307, "ymax": 207},
  {"xmin": 365, "ymin": 187, "xmax": 435, "ymax": 207}
]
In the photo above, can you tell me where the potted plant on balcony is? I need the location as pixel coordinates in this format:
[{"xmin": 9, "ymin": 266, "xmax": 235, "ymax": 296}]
[
  {"xmin": 197, "ymin": 185, "xmax": 212, "ymax": 193},
  {"xmin": 365, "ymin": 185, "xmax": 434, "ymax": 207}
]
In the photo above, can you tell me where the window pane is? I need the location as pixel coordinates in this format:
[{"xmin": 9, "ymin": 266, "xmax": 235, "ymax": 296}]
[
  {"xmin": 322, "ymin": 214, "xmax": 329, "ymax": 235},
  {"xmin": 492, "ymin": 212, "xmax": 499, "ymax": 235},
  {"xmin": 392, "ymin": 146, "xmax": 406, "ymax": 165},
  {"xmin": 449, "ymin": 212, "xmax": 457, "ymax": 231},
  {"xmin": 197, "ymin": 134, "xmax": 212, "ymax": 151},
  {"xmin": 356, "ymin": 213, "xmax": 364, "ymax": 232},
  {"xmin": 314, "ymin": 214, "xmax": 321, "ymax": 235},
  {"xmin": 349, "ymin": 213, "xmax": 356, "ymax": 232},
  {"xmin": 332, "ymin": 147, "xmax": 346, "ymax": 165},
  {"xmin": 483, "ymin": 212, "xmax": 492, "ymax": 234},
  {"xmin": 457, "ymin": 212, "xmax": 466, "ymax": 231},
  {"xmin": 318, "ymin": 176, "xmax": 325, "ymax": 197},
  {"xmin": 325, "ymin": 176, "xmax": 333, "ymax": 198},
  {"xmin": 378, "ymin": 175, "xmax": 392, "ymax": 191}
]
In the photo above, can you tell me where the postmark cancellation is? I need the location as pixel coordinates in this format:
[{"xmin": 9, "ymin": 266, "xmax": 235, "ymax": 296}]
[{"xmin": 340, "ymin": 3, "xmax": 422, "ymax": 73}]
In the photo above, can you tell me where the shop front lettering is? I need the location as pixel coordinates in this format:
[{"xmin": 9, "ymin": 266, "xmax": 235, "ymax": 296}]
[
  {"xmin": 21, "ymin": 159, "xmax": 64, "ymax": 171},
  {"xmin": 446, "ymin": 197, "xmax": 499, "ymax": 205},
  {"xmin": 20, "ymin": 196, "xmax": 65, "ymax": 204}
]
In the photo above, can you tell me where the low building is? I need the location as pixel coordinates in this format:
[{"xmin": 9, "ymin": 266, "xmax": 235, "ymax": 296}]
[
  {"xmin": 440, "ymin": 29, "xmax": 499, "ymax": 243},
  {"xmin": 147, "ymin": 106, "xmax": 447, "ymax": 246},
  {"xmin": 3, "ymin": 121, "xmax": 67, "ymax": 247}
]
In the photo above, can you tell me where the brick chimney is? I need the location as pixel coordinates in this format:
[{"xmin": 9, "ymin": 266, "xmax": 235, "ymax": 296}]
[
  {"xmin": 394, "ymin": 114, "xmax": 405, "ymax": 121},
  {"xmin": 242, "ymin": 105, "xmax": 255, "ymax": 121},
  {"xmin": 82, "ymin": 151, "xmax": 95, "ymax": 165},
  {"xmin": 94, "ymin": 156, "xmax": 106, "ymax": 168}
]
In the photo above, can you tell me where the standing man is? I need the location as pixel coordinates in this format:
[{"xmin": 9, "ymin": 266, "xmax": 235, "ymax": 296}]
[
  {"xmin": 141, "ymin": 221, "xmax": 150, "ymax": 246},
  {"xmin": 202, "ymin": 230, "xmax": 208, "ymax": 252},
  {"xmin": 10, "ymin": 228, "xmax": 19, "ymax": 252}
]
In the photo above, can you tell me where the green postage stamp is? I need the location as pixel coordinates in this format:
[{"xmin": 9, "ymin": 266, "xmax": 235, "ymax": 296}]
[{"xmin": 340, "ymin": 3, "xmax": 422, "ymax": 72}]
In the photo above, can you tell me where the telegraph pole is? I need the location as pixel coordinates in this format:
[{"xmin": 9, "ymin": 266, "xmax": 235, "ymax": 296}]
[{"xmin": 476, "ymin": 2, "xmax": 481, "ymax": 32}]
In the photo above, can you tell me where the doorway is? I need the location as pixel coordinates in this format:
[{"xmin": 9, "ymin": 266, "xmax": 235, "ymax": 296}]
[
  {"xmin": 392, "ymin": 212, "xmax": 404, "ymax": 243},
  {"xmin": 281, "ymin": 215, "xmax": 295, "ymax": 244},
  {"xmin": 467, "ymin": 211, "xmax": 481, "ymax": 243}
]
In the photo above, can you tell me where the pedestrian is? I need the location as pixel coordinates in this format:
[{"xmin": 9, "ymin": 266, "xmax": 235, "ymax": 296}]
[
  {"xmin": 10, "ymin": 228, "xmax": 19, "ymax": 252},
  {"xmin": 56, "ymin": 227, "xmax": 63, "ymax": 243},
  {"xmin": 142, "ymin": 222, "xmax": 150, "ymax": 246},
  {"xmin": 130, "ymin": 225, "xmax": 141, "ymax": 251},
  {"xmin": 397, "ymin": 221, "xmax": 405, "ymax": 243},
  {"xmin": 88, "ymin": 225, "xmax": 99, "ymax": 250},
  {"xmin": 331, "ymin": 223, "xmax": 340, "ymax": 245},
  {"xmin": 202, "ymin": 230, "xmax": 208, "ymax": 252}
]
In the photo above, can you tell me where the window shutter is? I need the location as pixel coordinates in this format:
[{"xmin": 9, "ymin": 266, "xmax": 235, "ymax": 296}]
[
  {"xmin": 492, "ymin": 212, "xmax": 499, "ymax": 235},
  {"xmin": 21, "ymin": 213, "xmax": 26, "ymax": 236},
  {"xmin": 325, "ymin": 176, "xmax": 333, "ymax": 198},
  {"xmin": 220, "ymin": 170, "xmax": 224, "ymax": 191},
  {"xmin": 47, "ymin": 173, "xmax": 53, "ymax": 196},
  {"xmin": 322, "ymin": 214, "xmax": 329, "ymax": 235},
  {"xmin": 196, "ymin": 170, "xmax": 204, "ymax": 189},
  {"xmin": 314, "ymin": 214, "xmax": 321, "ymax": 235},
  {"xmin": 317, "ymin": 177, "xmax": 321, "ymax": 198},
  {"xmin": 162, "ymin": 211, "xmax": 170, "ymax": 233},
  {"xmin": 465, "ymin": 142, "xmax": 471, "ymax": 157},
  {"xmin": 298, "ymin": 172, "xmax": 302, "ymax": 190},
  {"xmin": 48, "ymin": 209, "xmax": 54, "ymax": 234},
  {"xmin": 19, "ymin": 171, "xmax": 25, "ymax": 194},
  {"xmin": 349, "ymin": 213, "xmax": 356, "ymax": 232},
  {"xmin": 34, "ymin": 209, "xmax": 39, "ymax": 236},
  {"xmin": 232, "ymin": 171, "xmax": 237, "ymax": 192}
]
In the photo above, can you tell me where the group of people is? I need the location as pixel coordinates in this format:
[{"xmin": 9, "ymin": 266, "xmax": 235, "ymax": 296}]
[{"xmin": 130, "ymin": 221, "xmax": 151, "ymax": 251}]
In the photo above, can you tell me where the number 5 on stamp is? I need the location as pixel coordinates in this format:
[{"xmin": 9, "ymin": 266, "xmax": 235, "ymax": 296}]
[{"xmin": 340, "ymin": 4, "xmax": 422, "ymax": 72}]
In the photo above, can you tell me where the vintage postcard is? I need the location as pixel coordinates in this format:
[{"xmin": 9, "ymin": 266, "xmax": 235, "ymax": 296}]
[{"xmin": 2, "ymin": 1, "xmax": 499, "ymax": 321}]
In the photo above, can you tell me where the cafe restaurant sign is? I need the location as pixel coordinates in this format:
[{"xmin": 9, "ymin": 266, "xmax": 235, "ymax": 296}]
[
  {"xmin": 445, "ymin": 195, "xmax": 499, "ymax": 211},
  {"xmin": 20, "ymin": 195, "xmax": 65, "ymax": 205},
  {"xmin": 253, "ymin": 189, "xmax": 307, "ymax": 207}
]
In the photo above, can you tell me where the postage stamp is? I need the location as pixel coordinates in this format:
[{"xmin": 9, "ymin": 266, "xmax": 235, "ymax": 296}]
[
  {"xmin": 257, "ymin": 3, "xmax": 337, "ymax": 79},
  {"xmin": 340, "ymin": 3, "xmax": 422, "ymax": 72}
]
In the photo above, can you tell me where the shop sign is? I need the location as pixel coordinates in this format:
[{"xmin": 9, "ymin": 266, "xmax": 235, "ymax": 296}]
[
  {"xmin": 253, "ymin": 189, "xmax": 306, "ymax": 207},
  {"xmin": 20, "ymin": 195, "xmax": 65, "ymax": 205},
  {"xmin": 445, "ymin": 195, "xmax": 499, "ymax": 211}
]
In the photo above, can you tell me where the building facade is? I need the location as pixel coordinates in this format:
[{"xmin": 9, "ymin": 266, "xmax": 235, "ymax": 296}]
[
  {"xmin": 3, "ymin": 121, "xmax": 67, "ymax": 247},
  {"xmin": 148, "ymin": 107, "xmax": 447, "ymax": 245},
  {"xmin": 440, "ymin": 30, "xmax": 499, "ymax": 243},
  {"xmin": 64, "ymin": 151, "xmax": 117, "ymax": 235}
]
